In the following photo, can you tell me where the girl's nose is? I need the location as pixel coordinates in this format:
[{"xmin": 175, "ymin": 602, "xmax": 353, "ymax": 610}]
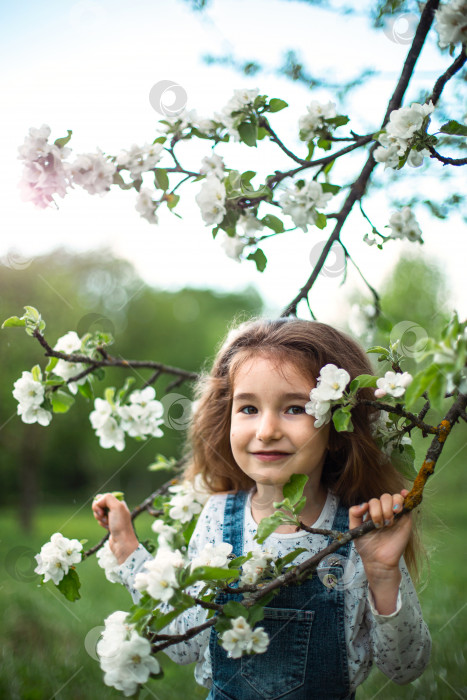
[{"xmin": 256, "ymin": 412, "xmax": 282, "ymax": 441}]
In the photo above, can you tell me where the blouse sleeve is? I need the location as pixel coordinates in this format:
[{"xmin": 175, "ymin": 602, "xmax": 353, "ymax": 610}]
[
  {"xmin": 115, "ymin": 495, "xmax": 226, "ymax": 668},
  {"xmin": 359, "ymin": 558, "xmax": 431, "ymax": 685}
]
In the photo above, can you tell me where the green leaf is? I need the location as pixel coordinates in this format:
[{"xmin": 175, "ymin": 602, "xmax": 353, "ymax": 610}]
[
  {"xmin": 45, "ymin": 356, "xmax": 58, "ymax": 373},
  {"xmin": 366, "ymin": 346, "xmax": 389, "ymax": 357},
  {"xmin": 104, "ymin": 387, "xmax": 115, "ymax": 407},
  {"xmin": 282, "ymin": 474, "xmax": 308, "ymax": 506},
  {"xmin": 404, "ymin": 364, "xmax": 440, "ymax": 410},
  {"xmin": 51, "ymin": 391, "xmax": 75, "ymax": 413},
  {"xmin": 320, "ymin": 183, "xmax": 340, "ymax": 195},
  {"xmin": 332, "ymin": 408, "xmax": 354, "ymax": 432},
  {"xmin": 261, "ymin": 214, "xmax": 284, "ymax": 233},
  {"xmin": 247, "ymin": 604, "xmax": 266, "ymax": 627},
  {"xmin": 182, "ymin": 517, "xmax": 197, "ymax": 545},
  {"xmin": 2, "ymin": 316, "xmax": 26, "ymax": 329},
  {"xmin": 323, "ymin": 159, "xmax": 335, "ymax": 175},
  {"xmin": 439, "ymin": 120, "xmax": 467, "ymax": 137},
  {"xmin": 148, "ymin": 454, "xmax": 177, "ymax": 471},
  {"xmin": 56, "ymin": 567, "xmax": 81, "ymax": 602},
  {"xmin": 78, "ymin": 381, "xmax": 94, "ymax": 401},
  {"xmin": 153, "ymin": 136, "xmax": 167, "ymax": 144},
  {"xmin": 224, "ymin": 601, "xmax": 247, "ymax": 618},
  {"xmin": 326, "ymin": 115, "xmax": 349, "ymax": 128},
  {"xmin": 315, "ymin": 212, "xmax": 327, "ymax": 230},
  {"xmin": 185, "ymin": 566, "xmax": 239, "ymax": 587},
  {"xmin": 255, "ymin": 512, "xmax": 284, "ymax": 544},
  {"xmin": 276, "ymin": 548, "xmax": 307, "ymax": 571},
  {"xmin": 54, "ymin": 130, "xmax": 72, "ymax": 149},
  {"xmin": 247, "ymin": 248, "xmax": 267, "ymax": 272},
  {"xmin": 390, "ymin": 443, "xmax": 416, "ymax": 475},
  {"xmin": 317, "ymin": 138, "xmax": 331, "ymax": 151},
  {"xmin": 427, "ymin": 370, "xmax": 447, "ymax": 413},
  {"xmin": 154, "ymin": 169, "xmax": 169, "ymax": 191},
  {"xmin": 31, "ymin": 365, "xmax": 42, "ymax": 382},
  {"xmin": 350, "ymin": 374, "xmax": 377, "ymax": 392},
  {"xmin": 166, "ymin": 193, "xmax": 180, "ymax": 210},
  {"xmin": 305, "ymin": 142, "xmax": 315, "ymax": 161},
  {"xmin": 238, "ymin": 122, "xmax": 258, "ymax": 147},
  {"xmin": 268, "ymin": 98, "xmax": 288, "ymax": 113}
]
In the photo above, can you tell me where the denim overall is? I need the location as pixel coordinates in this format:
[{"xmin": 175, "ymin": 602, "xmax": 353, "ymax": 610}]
[{"xmin": 208, "ymin": 491, "xmax": 356, "ymax": 700}]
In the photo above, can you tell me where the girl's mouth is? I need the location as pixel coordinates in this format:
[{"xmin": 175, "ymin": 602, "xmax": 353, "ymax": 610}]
[{"xmin": 252, "ymin": 452, "xmax": 291, "ymax": 461}]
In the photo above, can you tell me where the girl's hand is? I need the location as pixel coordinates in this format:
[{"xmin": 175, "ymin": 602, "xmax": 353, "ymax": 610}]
[
  {"xmin": 349, "ymin": 490, "xmax": 412, "ymax": 615},
  {"xmin": 349, "ymin": 490, "xmax": 412, "ymax": 575},
  {"xmin": 92, "ymin": 493, "xmax": 139, "ymax": 565}
]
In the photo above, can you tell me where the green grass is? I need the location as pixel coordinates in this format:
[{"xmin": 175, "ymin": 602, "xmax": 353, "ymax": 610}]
[{"xmin": 1, "ymin": 440, "xmax": 466, "ymax": 699}]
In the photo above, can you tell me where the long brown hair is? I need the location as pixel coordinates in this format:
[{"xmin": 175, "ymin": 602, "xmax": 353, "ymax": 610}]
[{"xmin": 184, "ymin": 317, "xmax": 421, "ymax": 578}]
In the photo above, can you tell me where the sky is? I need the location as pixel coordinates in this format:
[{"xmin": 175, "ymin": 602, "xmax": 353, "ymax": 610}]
[{"xmin": 1, "ymin": 0, "xmax": 465, "ymax": 326}]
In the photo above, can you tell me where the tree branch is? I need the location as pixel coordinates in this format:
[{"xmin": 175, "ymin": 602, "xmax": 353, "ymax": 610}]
[
  {"xmin": 427, "ymin": 145, "xmax": 467, "ymax": 166},
  {"xmin": 280, "ymin": 0, "xmax": 440, "ymax": 317}
]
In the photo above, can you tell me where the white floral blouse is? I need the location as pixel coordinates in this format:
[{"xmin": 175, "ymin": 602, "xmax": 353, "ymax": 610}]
[{"xmin": 116, "ymin": 490, "xmax": 431, "ymax": 692}]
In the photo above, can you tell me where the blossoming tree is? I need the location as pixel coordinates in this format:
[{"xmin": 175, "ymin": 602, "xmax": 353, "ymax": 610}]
[{"xmin": 3, "ymin": 0, "xmax": 467, "ymax": 695}]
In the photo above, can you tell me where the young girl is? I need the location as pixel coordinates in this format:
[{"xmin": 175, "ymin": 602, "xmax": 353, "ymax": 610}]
[{"xmin": 93, "ymin": 317, "xmax": 431, "ymax": 699}]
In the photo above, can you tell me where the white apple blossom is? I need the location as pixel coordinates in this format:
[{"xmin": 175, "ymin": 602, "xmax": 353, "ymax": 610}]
[
  {"xmin": 12, "ymin": 370, "xmax": 53, "ymax": 426},
  {"xmin": 220, "ymin": 616, "xmax": 269, "ymax": 658},
  {"xmin": 18, "ymin": 403, "xmax": 53, "ymax": 426},
  {"xmin": 18, "ymin": 125, "xmax": 70, "ymax": 209},
  {"xmin": 312, "ymin": 364, "xmax": 351, "ymax": 401},
  {"xmin": 386, "ymin": 102, "xmax": 435, "ymax": 142},
  {"xmin": 200, "ymin": 153, "xmax": 225, "ymax": 179},
  {"xmin": 97, "ymin": 611, "xmax": 160, "ymax": 697},
  {"xmin": 240, "ymin": 548, "xmax": 276, "ymax": 585},
  {"xmin": 54, "ymin": 331, "xmax": 82, "ymax": 354},
  {"xmin": 299, "ymin": 100, "xmax": 337, "ymax": 140},
  {"xmin": 218, "ymin": 89, "xmax": 260, "ymax": 137},
  {"xmin": 96, "ymin": 541, "xmax": 120, "ymax": 583},
  {"xmin": 117, "ymin": 387, "xmax": 164, "ymax": 439},
  {"xmin": 304, "ymin": 395, "xmax": 332, "ymax": 428},
  {"xmin": 195, "ymin": 175, "xmax": 227, "ymax": 225},
  {"xmin": 34, "ymin": 532, "xmax": 83, "ymax": 585},
  {"xmin": 375, "ymin": 371, "xmax": 413, "ymax": 399},
  {"xmin": 388, "ymin": 207, "xmax": 423, "ymax": 243},
  {"xmin": 135, "ymin": 188, "xmax": 159, "ymax": 225},
  {"xmin": 156, "ymin": 109, "xmax": 196, "ymax": 135},
  {"xmin": 116, "ymin": 142, "xmax": 163, "ymax": 180},
  {"xmin": 134, "ymin": 549, "xmax": 185, "ymax": 602},
  {"xmin": 435, "ymin": 0, "xmax": 467, "ymax": 48},
  {"xmin": 375, "ymin": 102, "xmax": 434, "ymax": 170},
  {"xmin": 13, "ymin": 370, "xmax": 45, "ymax": 408},
  {"xmin": 168, "ymin": 492, "xmax": 203, "ymax": 523},
  {"xmin": 69, "ymin": 150, "xmax": 116, "ymax": 195},
  {"xmin": 218, "ymin": 231, "xmax": 247, "ymax": 262},
  {"xmin": 191, "ymin": 542, "xmax": 233, "ymax": 571},
  {"xmin": 151, "ymin": 519, "xmax": 178, "ymax": 547},
  {"xmin": 279, "ymin": 180, "xmax": 332, "ymax": 232},
  {"xmin": 237, "ymin": 211, "xmax": 264, "ymax": 235}
]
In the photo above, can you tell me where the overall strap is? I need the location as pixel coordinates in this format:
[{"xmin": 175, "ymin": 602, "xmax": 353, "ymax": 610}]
[
  {"xmin": 222, "ymin": 490, "xmax": 248, "ymax": 557},
  {"xmin": 330, "ymin": 498, "xmax": 352, "ymax": 557}
]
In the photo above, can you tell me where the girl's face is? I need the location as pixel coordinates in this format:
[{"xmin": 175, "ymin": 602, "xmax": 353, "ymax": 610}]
[{"xmin": 230, "ymin": 356, "xmax": 330, "ymax": 489}]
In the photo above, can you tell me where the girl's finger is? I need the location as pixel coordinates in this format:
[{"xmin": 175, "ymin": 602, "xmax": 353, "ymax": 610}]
[{"xmin": 349, "ymin": 502, "xmax": 369, "ymax": 529}]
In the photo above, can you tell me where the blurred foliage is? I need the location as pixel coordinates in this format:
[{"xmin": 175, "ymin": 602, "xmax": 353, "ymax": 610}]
[{"xmin": 0, "ymin": 249, "xmax": 263, "ymax": 517}]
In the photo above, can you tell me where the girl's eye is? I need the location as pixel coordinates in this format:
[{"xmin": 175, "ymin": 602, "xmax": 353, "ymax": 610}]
[
  {"xmin": 286, "ymin": 406, "xmax": 305, "ymax": 415},
  {"xmin": 240, "ymin": 406, "xmax": 257, "ymax": 415}
]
